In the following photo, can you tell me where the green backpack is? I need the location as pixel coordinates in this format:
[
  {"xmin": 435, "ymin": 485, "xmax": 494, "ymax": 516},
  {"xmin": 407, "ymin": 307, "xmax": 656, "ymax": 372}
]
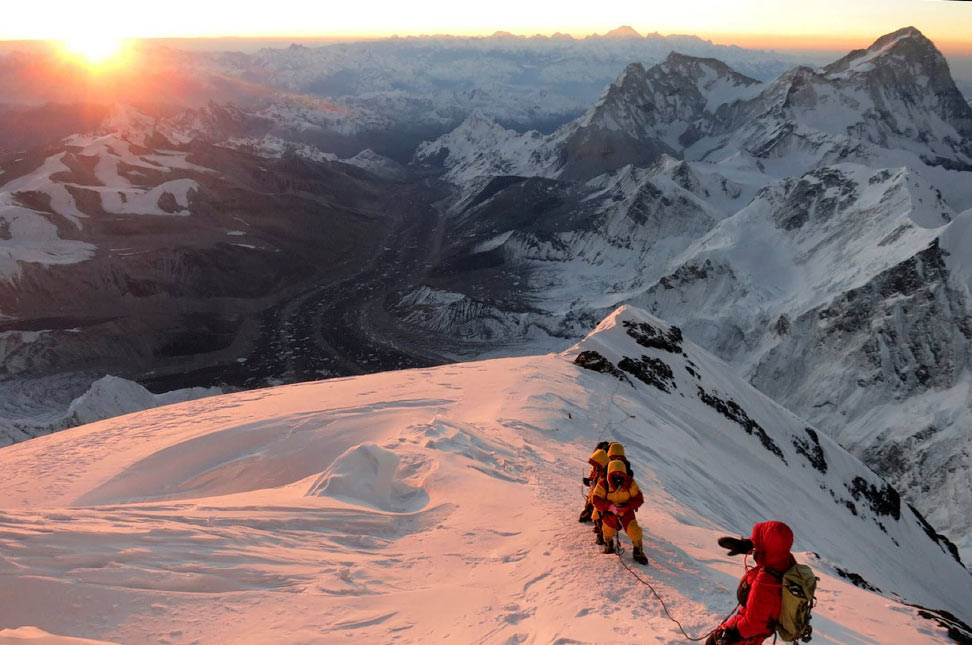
[{"xmin": 769, "ymin": 563, "xmax": 818, "ymax": 642}]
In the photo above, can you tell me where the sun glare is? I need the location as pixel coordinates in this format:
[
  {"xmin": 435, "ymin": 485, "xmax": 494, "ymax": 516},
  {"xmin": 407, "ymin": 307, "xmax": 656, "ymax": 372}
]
[{"xmin": 61, "ymin": 35, "xmax": 126, "ymax": 67}]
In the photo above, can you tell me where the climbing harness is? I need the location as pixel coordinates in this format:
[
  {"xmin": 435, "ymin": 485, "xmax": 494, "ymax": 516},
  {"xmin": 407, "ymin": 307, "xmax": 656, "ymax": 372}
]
[{"xmin": 612, "ymin": 535, "xmax": 740, "ymax": 642}]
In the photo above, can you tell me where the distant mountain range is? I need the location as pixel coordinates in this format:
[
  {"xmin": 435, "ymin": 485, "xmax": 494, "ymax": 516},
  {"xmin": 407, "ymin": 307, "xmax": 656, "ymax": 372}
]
[{"xmin": 0, "ymin": 29, "xmax": 814, "ymax": 159}]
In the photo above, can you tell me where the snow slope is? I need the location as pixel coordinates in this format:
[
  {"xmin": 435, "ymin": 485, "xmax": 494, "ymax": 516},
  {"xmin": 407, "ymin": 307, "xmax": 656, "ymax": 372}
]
[
  {"xmin": 0, "ymin": 375, "xmax": 221, "ymax": 447},
  {"xmin": 0, "ymin": 306, "xmax": 967, "ymax": 643}
]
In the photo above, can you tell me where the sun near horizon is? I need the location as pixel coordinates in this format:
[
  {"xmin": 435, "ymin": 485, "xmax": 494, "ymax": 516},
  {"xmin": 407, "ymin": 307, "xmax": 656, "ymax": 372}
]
[{"xmin": 60, "ymin": 34, "xmax": 126, "ymax": 67}]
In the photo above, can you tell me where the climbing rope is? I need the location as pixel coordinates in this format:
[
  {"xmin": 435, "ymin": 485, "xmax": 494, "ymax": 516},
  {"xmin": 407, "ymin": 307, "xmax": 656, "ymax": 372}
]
[
  {"xmin": 613, "ymin": 536, "xmax": 740, "ymax": 643},
  {"xmin": 599, "ymin": 377, "xmax": 629, "ymax": 443}
]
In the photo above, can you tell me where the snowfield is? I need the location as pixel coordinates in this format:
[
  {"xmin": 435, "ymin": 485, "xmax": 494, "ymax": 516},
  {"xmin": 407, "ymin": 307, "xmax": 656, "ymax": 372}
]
[{"xmin": 0, "ymin": 307, "xmax": 968, "ymax": 643}]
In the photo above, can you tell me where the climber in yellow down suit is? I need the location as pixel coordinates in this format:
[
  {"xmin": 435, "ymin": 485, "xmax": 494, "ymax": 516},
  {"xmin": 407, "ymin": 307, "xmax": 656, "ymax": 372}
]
[{"xmin": 591, "ymin": 459, "xmax": 648, "ymax": 565}]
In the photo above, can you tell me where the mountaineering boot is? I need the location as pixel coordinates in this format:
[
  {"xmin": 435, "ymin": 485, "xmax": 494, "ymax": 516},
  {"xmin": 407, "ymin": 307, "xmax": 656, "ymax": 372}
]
[
  {"xmin": 632, "ymin": 546, "xmax": 648, "ymax": 565},
  {"xmin": 595, "ymin": 526, "xmax": 604, "ymax": 545},
  {"xmin": 602, "ymin": 540, "xmax": 615, "ymax": 555},
  {"xmin": 578, "ymin": 503, "xmax": 593, "ymax": 523}
]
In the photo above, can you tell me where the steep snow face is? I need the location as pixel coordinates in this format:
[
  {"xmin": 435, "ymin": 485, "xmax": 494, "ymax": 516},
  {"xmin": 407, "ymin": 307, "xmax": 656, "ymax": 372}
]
[
  {"xmin": 0, "ymin": 306, "xmax": 968, "ymax": 643},
  {"xmin": 643, "ymin": 163, "xmax": 952, "ymax": 361},
  {"xmin": 744, "ymin": 224, "xmax": 972, "ymax": 562},
  {"xmin": 634, "ymin": 165, "xmax": 972, "ymax": 559}
]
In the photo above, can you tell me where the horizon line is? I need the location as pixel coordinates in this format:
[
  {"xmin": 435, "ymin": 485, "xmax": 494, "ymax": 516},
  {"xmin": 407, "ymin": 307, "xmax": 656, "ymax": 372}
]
[{"xmin": 1, "ymin": 27, "xmax": 970, "ymax": 56}]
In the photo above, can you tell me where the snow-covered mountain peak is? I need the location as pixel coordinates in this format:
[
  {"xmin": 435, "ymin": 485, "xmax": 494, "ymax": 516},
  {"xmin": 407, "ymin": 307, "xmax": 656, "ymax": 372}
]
[
  {"xmin": 454, "ymin": 109, "xmax": 507, "ymax": 136},
  {"xmin": 814, "ymin": 28, "xmax": 972, "ymax": 160},
  {"xmin": 609, "ymin": 61, "xmax": 649, "ymax": 90},
  {"xmin": 661, "ymin": 51, "xmax": 761, "ymax": 89},
  {"xmin": 824, "ymin": 26, "xmax": 937, "ymax": 79},
  {"xmin": 602, "ymin": 25, "xmax": 643, "ymax": 39}
]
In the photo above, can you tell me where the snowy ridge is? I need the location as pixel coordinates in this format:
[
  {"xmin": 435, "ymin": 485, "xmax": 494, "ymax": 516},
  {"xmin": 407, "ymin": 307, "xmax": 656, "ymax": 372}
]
[
  {"xmin": 644, "ymin": 162, "xmax": 953, "ymax": 364},
  {"xmin": 0, "ymin": 306, "xmax": 968, "ymax": 643},
  {"xmin": 0, "ymin": 375, "xmax": 220, "ymax": 447}
]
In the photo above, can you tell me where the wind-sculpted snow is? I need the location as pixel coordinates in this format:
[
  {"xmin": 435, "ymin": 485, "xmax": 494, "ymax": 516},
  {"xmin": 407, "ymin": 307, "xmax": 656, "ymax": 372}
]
[
  {"xmin": 0, "ymin": 305, "xmax": 969, "ymax": 643},
  {"xmin": 307, "ymin": 443, "xmax": 430, "ymax": 512}
]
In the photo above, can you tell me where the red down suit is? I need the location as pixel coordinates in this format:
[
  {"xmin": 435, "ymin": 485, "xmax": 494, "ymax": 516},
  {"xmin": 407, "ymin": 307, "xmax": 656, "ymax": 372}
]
[{"xmin": 718, "ymin": 521, "xmax": 796, "ymax": 644}]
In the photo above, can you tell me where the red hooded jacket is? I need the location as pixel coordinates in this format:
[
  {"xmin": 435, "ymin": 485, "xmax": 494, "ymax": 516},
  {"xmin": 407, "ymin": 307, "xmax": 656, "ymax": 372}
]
[{"xmin": 721, "ymin": 521, "xmax": 796, "ymax": 644}]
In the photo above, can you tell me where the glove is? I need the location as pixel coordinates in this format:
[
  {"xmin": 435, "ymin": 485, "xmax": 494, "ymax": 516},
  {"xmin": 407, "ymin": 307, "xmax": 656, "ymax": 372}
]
[
  {"xmin": 715, "ymin": 626, "xmax": 742, "ymax": 644},
  {"xmin": 717, "ymin": 536, "xmax": 754, "ymax": 556},
  {"xmin": 582, "ymin": 477, "xmax": 591, "ymax": 486}
]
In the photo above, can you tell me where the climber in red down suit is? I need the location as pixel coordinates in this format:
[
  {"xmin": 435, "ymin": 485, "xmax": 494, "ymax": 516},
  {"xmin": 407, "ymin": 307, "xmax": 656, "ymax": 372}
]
[{"xmin": 705, "ymin": 521, "xmax": 796, "ymax": 645}]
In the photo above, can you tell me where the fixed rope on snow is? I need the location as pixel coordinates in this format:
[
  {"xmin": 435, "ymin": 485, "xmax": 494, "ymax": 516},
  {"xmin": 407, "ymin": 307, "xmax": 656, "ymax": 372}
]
[{"xmin": 612, "ymin": 535, "xmax": 739, "ymax": 643}]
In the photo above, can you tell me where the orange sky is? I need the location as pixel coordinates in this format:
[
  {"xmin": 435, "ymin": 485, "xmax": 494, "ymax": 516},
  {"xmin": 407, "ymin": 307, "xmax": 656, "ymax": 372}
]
[{"xmin": 1, "ymin": 1, "xmax": 970, "ymax": 55}]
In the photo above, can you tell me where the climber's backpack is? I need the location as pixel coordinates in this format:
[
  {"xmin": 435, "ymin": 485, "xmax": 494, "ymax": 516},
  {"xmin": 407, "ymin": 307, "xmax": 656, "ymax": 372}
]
[{"xmin": 767, "ymin": 563, "xmax": 818, "ymax": 642}]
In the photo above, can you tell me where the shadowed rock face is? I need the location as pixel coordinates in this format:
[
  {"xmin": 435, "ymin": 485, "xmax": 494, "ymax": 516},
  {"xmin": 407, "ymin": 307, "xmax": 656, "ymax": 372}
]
[
  {"xmin": 557, "ymin": 57, "xmax": 760, "ymax": 180},
  {"xmin": 823, "ymin": 27, "xmax": 972, "ymax": 141}
]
